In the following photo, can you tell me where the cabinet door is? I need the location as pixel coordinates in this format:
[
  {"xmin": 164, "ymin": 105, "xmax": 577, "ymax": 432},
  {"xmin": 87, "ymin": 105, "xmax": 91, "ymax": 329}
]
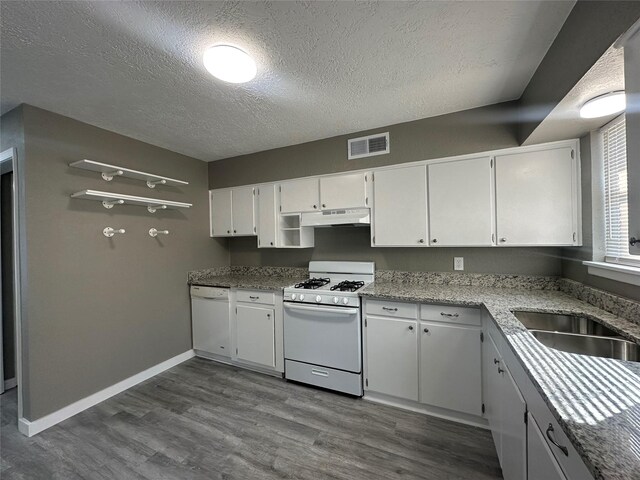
[
  {"xmin": 419, "ymin": 322, "xmax": 482, "ymax": 416},
  {"xmin": 500, "ymin": 364, "xmax": 527, "ymax": 480},
  {"xmin": 527, "ymin": 413, "xmax": 568, "ymax": 480},
  {"xmin": 257, "ymin": 184, "xmax": 277, "ymax": 248},
  {"xmin": 428, "ymin": 157, "xmax": 493, "ymax": 246},
  {"xmin": 320, "ymin": 172, "xmax": 368, "ymax": 210},
  {"xmin": 191, "ymin": 298, "xmax": 230, "ymax": 357},
  {"xmin": 280, "ymin": 178, "xmax": 320, "ymax": 213},
  {"xmin": 210, "ymin": 189, "xmax": 232, "ymax": 237},
  {"xmin": 495, "ymin": 146, "xmax": 576, "ymax": 246},
  {"xmin": 231, "ymin": 186, "xmax": 256, "ymax": 236},
  {"xmin": 236, "ymin": 305, "xmax": 275, "ymax": 368},
  {"xmin": 365, "ymin": 316, "xmax": 418, "ymax": 401},
  {"xmin": 372, "ymin": 166, "xmax": 428, "ymax": 246},
  {"xmin": 483, "ymin": 332, "xmax": 503, "ymax": 461}
]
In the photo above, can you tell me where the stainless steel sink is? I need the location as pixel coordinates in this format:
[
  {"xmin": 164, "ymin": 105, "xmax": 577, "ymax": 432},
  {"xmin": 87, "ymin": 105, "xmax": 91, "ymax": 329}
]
[
  {"xmin": 513, "ymin": 311, "xmax": 640, "ymax": 362},
  {"xmin": 529, "ymin": 330, "xmax": 640, "ymax": 362}
]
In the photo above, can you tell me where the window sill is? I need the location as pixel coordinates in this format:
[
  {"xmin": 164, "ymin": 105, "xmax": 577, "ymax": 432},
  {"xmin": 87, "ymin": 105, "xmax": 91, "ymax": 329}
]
[{"xmin": 583, "ymin": 261, "xmax": 640, "ymax": 286}]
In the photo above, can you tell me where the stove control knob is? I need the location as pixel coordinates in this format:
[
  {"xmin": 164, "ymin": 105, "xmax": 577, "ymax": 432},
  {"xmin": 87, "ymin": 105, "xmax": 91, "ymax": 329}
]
[
  {"xmin": 333, "ymin": 297, "xmax": 339, "ymax": 304},
  {"xmin": 315, "ymin": 295, "xmax": 322, "ymax": 303},
  {"xmin": 291, "ymin": 293, "xmax": 297, "ymax": 301},
  {"xmin": 299, "ymin": 294, "xmax": 305, "ymax": 301},
  {"xmin": 342, "ymin": 298, "xmax": 349, "ymax": 305}
]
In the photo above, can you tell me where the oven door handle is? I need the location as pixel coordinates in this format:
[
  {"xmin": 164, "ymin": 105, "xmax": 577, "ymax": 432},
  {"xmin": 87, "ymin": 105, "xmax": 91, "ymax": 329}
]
[{"xmin": 284, "ymin": 303, "xmax": 359, "ymax": 316}]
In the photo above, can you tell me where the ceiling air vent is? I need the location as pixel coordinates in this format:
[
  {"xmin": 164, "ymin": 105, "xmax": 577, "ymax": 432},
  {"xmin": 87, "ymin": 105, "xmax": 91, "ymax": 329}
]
[{"xmin": 348, "ymin": 132, "xmax": 390, "ymax": 160}]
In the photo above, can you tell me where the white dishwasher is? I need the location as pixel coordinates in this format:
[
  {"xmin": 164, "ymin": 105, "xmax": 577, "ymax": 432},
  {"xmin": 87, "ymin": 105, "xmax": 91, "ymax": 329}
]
[{"xmin": 190, "ymin": 285, "xmax": 231, "ymax": 358}]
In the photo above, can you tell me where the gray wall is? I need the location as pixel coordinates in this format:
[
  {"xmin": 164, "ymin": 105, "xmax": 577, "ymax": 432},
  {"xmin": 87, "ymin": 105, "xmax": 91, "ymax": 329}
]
[
  {"xmin": 210, "ymin": 101, "xmax": 564, "ymax": 276},
  {"xmin": 561, "ymin": 135, "xmax": 640, "ymax": 302},
  {"xmin": 231, "ymin": 228, "xmax": 562, "ymax": 276},
  {"xmin": 209, "ymin": 102, "xmax": 518, "ymax": 188},
  {"xmin": 6, "ymin": 105, "xmax": 228, "ymax": 420},
  {"xmin": 518, "ymin": 1, "xmax": 640, "ymax": 143},
  {"xmin": 2, "ymin": 172, "xmax": 15, "ymax": 381}
]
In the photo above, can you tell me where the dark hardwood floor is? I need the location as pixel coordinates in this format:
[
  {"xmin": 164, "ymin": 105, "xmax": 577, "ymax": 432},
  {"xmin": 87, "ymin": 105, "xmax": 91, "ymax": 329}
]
[{"xmin": 0, "ymin": 358, "xmax": 502, "ymax": 479}]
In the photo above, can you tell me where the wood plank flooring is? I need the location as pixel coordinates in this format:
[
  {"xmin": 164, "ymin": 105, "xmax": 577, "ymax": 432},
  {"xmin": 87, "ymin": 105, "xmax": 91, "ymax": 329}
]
[{"xmin": 0, "ymin": 358, "xmax": 502, "ymax": 479}]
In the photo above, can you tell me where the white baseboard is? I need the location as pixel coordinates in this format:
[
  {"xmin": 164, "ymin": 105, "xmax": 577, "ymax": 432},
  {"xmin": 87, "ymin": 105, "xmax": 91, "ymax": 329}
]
[
  {"xmin": 18, "ymin": 350, "xmax": 195, "ymax": 437},
  {"xmin": 4, "ymin": 377, "xmax": 17, "ymax": 390},
  {"xmin": 364, "ymin": 391, "xmax": 488, "ymax": 430}
]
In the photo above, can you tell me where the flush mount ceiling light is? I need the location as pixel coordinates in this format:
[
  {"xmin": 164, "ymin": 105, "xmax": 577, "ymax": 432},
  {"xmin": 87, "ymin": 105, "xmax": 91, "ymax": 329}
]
[
  {"xmin": 579, "ymin": 91, "xmax": 626, "ymax": 119},
  {"xmin": 203, "ymin": 45, "xmax": 257, "ymax": 83}
]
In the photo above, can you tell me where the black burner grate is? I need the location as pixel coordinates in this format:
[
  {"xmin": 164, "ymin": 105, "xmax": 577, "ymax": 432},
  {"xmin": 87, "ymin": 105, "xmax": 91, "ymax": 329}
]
[
  {"xmin": 294, "ymin": 277, "xmax": 331, "ymax": 289},
  {"xmin": 330, "ymin": 280, "xmax": 365, "ymax": 292}
]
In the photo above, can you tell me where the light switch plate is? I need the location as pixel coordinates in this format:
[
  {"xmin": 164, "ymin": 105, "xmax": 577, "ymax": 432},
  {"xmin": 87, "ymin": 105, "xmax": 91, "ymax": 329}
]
[{"xmin": 454, "ymin": 257, "xmax": 464, "ymax": 271}]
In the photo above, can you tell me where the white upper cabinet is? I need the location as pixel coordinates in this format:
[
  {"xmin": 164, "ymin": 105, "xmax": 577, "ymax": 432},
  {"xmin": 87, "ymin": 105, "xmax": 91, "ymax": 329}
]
[
  {"xmin": 280, "ymin": 178, "xmax": 320, "ymax": 213},
  {"xmin": 210, "ymin": 189, "xmax": 233, "ymax": 237},
  {"xmin": 372, "ymin": 165, "xmax": 428, "ymax": 246},
  {"xmin": 231, "ymin": 186, "xmax": 256, "ymax": 236},
  {"xmin": 319, "ymin": 172, "xmax": 369, "ymax": 210},
  {"xmin": 428, "ymin": 157, "xmax": 494, "ymax": 246},
  {"xmin": 257, "ymin": 184, "xmax": 278, "ymax": 248},
  {"xmin": 495, "ymin": 145, "xmax": 578, "ymax": 246},
  {"xmin": 210, "ymin": 187, "xmax": 256, "ymax": 237}
]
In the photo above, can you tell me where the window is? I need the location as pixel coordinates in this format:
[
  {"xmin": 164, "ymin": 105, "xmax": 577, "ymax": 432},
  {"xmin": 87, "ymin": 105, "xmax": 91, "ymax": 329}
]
[{"xmin": 602, "ymin": 115, "xmax": 639, "ymax": 267}]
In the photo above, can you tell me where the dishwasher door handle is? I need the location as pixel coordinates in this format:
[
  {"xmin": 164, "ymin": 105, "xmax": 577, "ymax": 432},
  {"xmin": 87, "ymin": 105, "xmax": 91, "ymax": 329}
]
[{"xmin": 284, "ymin": 303, "xmax": 359, "ymax": 316}]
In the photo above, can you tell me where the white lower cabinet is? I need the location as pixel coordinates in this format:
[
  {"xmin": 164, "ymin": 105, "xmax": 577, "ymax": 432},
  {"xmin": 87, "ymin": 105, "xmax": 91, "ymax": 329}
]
[
  {"xmin": 500, "ymin": 362, "xmax": 527, "ymax": 480},
  {"xmin": 365, "ymin": 315, "xmax": 418, "ymax": 401},
  {"xmin": 235, "ymin": 304, "xmax": 276, "ymax": 368},
  {"xmin": 419, "ymin": 321, "xmax": 482, "ymax": 416},
  {"xmin": 528, "ymin": 412, "xmax": 568, "ymax": 480}
]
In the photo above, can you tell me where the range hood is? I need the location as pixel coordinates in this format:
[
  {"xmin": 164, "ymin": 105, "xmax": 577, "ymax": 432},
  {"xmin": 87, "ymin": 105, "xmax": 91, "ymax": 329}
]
[{"xmin": 300, "ymin": 208, "xmax": 370, "ymax": 227}]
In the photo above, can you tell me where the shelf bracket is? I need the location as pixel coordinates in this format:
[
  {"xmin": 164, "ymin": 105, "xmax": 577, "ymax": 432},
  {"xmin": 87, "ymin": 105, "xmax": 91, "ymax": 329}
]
[
  {"xmin": 149, "ymin": 228, "xmax": 169, "ymax": 237},
  {"xmin": 147, "ymin": 204, "xmax": 167, "ymax": 213},
  {"xmin": 102, "ymin": 199, "xmax": 125, "ymax": 209},
  {"xmin": 146, "ymin": 179, "xmax": 167, "ymax": 189},
  {"xmin": 101, "ymin": 170, "xmax": 124, "ymax": 181}
]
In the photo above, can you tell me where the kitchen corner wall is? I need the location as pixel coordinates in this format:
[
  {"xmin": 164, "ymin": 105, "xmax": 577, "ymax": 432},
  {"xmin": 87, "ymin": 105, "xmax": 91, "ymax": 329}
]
[
  {"xmin": 561, "ymin": 135, "xmax": 640, "ymax": 302},
  {"xmin": 1, "ymin": 105, "xmax": 228, "ymax": 420},
  {"xmin": 209, "ymin": 101, "xmax": 563, "ymax": 276}
]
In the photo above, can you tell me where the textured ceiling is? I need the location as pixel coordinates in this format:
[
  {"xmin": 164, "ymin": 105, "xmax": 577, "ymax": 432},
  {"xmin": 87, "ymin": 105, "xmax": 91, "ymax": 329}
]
[
  {"xmin": 1, "ymin": 1, "xmax": 575, "ymax": 162},
  {"xmin": 524, "ymin": 45, "xmax": 624, "ymax": 145}
]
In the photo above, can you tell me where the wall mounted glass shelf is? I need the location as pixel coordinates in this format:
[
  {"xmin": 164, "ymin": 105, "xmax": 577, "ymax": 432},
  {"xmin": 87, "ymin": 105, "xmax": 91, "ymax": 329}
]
[{"xmin": 69, "ymin": 159, "xmax": 188, "ymax": 188}]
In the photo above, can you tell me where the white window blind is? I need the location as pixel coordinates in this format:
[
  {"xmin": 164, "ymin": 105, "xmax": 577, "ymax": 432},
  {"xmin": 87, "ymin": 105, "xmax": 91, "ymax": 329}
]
[{"xmin": 602, "ymin": 116, "xmax": 637, "ymax": 265}]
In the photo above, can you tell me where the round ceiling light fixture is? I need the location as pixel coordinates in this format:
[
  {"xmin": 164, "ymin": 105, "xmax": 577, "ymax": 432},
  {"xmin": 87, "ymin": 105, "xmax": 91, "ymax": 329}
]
[
  {"xmin": 203, "ymin": 45, "xmax": 257, "ymax": 83},
  {"xmin": 579, "ymin": 91, "xmax": 626, "ymax": 119}
]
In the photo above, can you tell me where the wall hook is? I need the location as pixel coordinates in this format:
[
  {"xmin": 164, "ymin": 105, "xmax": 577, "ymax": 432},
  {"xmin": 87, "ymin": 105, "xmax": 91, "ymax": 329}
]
[
  {"xmin": 103, "ymin": 227, "xmax": 126, "ymax": 238},
  {"xmin": 149, "ymin": 228, "xmax": 169, "ymax": 237}
]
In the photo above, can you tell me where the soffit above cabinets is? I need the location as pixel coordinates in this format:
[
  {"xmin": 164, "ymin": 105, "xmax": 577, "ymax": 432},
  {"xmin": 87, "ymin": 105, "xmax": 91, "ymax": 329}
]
[{"xmin": 1, "ymin": 1, "xmax": 574, "ymax": 162}]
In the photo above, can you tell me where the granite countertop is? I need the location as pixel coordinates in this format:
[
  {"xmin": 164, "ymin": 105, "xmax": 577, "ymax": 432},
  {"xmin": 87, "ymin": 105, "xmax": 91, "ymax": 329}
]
[
  {"xmin": 189, "ymin": 274, "xmax": 303, "ymax": 290},
  {"xmin": 361, "ymin": 281, "xmax": 640, "ymax": 480}
]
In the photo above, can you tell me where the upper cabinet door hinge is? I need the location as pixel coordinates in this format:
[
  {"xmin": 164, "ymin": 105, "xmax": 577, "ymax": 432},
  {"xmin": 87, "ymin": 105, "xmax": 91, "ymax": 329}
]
[
  {"xmin": 524, "ymin": 410, "xmax": 528, "ymax": 425},
  {"xmin": 365, "ymin": 378, "xmax": 369, "ymax": 387},
  {"xmin": 573, "ymin": 232, "xmax": 576, "ymax": 242},
  {"xmin": 490, "ymin": 157, "xmax": 493, "ymax": 168},
  {"xmin": 480, "ymin": 331, "xmax": 484, "ymax": 342},
  {"xmin": 254, "ymin": 226, "xmax": 257, "ymax": 233},
  {"xmin": 279, "ymin": 205, "xmax": 282, "ymax": 212},
  {"xmin": 364, "ymin": 318, "xmax": 367, "ymax": 327},
  {"xmin": 482, "ymin": 403, "xmax": 485, "ymax": 414},
  {"xmin": 279, "ymin": 185, "xmax": 282, "ymax": 192},
  {"xmin": 571, "ymin": 149, "xmax": 575, "ymax": 159},
  {"xmin": 372, "ymin": 236, "xmax": 376, "ymax": 244},
  {"xmin": 365, "ymin": 196, "xmax": 368, "ymax": 206},
  {"xmin": 252, "ymin": 188, "xmax": 255, "ymax": 195}
]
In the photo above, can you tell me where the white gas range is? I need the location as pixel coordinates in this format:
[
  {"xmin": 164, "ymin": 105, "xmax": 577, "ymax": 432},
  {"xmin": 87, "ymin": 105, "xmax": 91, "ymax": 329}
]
[{"xmin": 283, "ymin": 261, "xmax": 374, "ymax": 396}]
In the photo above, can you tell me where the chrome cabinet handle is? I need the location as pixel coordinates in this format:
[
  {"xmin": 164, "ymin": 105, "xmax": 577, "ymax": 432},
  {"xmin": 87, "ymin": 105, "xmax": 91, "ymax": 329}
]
[
  {"xmin": 408, "ymin": 325, "xmax": 414, "ymax": 331},
  {"xmin": 500, "ymin": 237, "xmax": 507, "ymax": 243},
  {"xmin": 440, "ymin": 312, "xmax": 459, "ymax": 318},
  {"xmin": 432, "ymin": 238, "xmax": 437, "ymax": 243},
  {"xmin": 233, "ymin": 230, "xmax": 237, "ymax": 233},
  {"xmin": 494, "ymin": 358, "xmax": 500, "ymax": 365},
  {"xmin": 311, "ymin": 369, "xmax": 328, "ymax": 377},
  {"xmin": 382, "ymin": 307, "xmax": 398, "ymax": 312},
  {"xmin": 322, "ymin": 203, "xmax": 326, "ymax": 208},
  {"xmin": 249, "ymin": 296, "xmax": 259, "ymax": 300},
  {"xmin": 497, "ymin": 367, "xmax": 505, "ymax": 374},
  {"xmin": 227, "ymin": 230, "xmax": 230, "ymax": 234},
  {"xmin": 423, "ymin": 327, "xmax": 429, "ymax": 333},
  {"xmin": 313, "ymin": 204, "xmax": 317, "ymax": 209},
  {"xmin": 546, "ymin": 424, "xmax": 568, "ymax": 456},
  {"xmin": 418, "ymin": 239, "xmax": 425, "ymax": 244},
  {"xmin": 270, "ymin": 241, "xmax": 274, "ymax": 246}
]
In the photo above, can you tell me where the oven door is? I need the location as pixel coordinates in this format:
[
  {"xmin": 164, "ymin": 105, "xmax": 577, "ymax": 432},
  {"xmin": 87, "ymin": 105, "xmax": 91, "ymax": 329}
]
[{"xmin": 283, "ymin": 302, "xmax": 362, "ymax": 373}]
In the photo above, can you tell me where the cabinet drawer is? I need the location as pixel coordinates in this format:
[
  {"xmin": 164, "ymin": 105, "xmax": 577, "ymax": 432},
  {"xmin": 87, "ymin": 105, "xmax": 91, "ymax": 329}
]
[
  {"xmin": 236, "ymin": 289, "xmax": 275, "ymax": 305},
  {"xmin": 285, "ymin": 359, "xmax": 362, "ymax": 396},
  {"xmin": 365, "ymin": 299, "xmax": 418, "ymax": 319},
  {"xmin": 420, "ymin": 303, "xmax": 480, "ymax": 326}
]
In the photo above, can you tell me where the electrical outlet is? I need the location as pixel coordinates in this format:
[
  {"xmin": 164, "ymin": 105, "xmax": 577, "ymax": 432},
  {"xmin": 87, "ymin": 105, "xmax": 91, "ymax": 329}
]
[{"xmin": 454, "ymin": 257, "xmax": 464, "ymax": 271}]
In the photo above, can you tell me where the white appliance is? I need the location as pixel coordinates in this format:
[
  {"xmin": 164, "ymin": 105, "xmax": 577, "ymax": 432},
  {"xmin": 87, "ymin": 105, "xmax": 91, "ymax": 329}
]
[
  {"xmin": 300, "ymin": 208, "xmax": 370, "ymax": 227},
  {"xmin": 283, "ymin": 261, "xmax": 374, "ymax": 396},
  {"xmin": 190, "ymin": 285, "xmax": 231, "ymax": 358}
]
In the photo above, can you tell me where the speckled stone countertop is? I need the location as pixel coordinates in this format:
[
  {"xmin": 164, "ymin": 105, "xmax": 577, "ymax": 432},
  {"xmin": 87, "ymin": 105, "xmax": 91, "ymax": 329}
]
[
  {"xmin": 188, "ymin": 266, "xmax": 307, "ymax": 291},
  {"xmin": 361, "ymin": 281, "xmax": 640, "ymax": 480}
]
